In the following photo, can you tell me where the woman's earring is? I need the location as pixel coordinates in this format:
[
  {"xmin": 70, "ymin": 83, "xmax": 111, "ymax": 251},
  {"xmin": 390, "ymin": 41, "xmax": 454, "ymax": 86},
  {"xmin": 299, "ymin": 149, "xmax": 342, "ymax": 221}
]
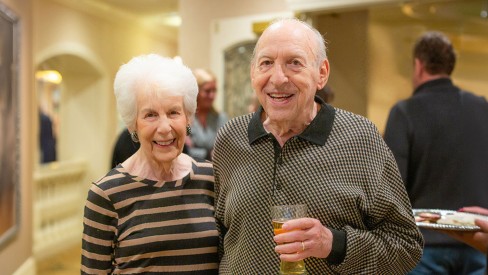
[
  {"xmin": 186, "ymin": 125, "xmax": 192, "ymax": 135},
  {"xmin": 130, "ymin": 131, "xmax": 139, "ymax": 143}
]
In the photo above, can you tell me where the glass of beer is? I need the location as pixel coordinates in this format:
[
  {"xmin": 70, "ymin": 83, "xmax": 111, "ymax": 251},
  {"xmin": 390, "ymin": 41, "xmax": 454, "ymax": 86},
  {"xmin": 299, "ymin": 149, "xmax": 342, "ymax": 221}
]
[{"xmin": 271, "ymin": 204, "xmax": 308, "ymax": 275}]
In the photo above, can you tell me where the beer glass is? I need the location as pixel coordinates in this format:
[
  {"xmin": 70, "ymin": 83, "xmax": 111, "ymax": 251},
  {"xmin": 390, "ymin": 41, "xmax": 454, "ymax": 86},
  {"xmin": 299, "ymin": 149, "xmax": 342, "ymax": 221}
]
[{"xmin": 271, "ymin": 204, "xmax": 308, "ymax": 275}]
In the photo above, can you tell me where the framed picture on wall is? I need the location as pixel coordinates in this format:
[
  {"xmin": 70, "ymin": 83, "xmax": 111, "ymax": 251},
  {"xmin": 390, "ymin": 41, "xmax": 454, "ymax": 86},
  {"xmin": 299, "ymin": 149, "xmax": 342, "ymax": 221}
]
[{"xmin": 0, "ymin": 2, "xmax": 20, "ymax": 250}]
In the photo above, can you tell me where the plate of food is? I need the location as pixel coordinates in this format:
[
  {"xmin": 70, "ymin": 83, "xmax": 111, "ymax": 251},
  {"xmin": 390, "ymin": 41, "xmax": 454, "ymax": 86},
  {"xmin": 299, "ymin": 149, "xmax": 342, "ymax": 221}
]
[{"xmin": 413, "ymin": 209, "xmax": 488, "ymax": 231}]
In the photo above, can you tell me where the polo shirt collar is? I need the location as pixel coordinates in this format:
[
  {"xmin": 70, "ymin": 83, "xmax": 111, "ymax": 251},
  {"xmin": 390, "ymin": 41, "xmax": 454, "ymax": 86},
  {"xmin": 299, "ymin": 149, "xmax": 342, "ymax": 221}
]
[{"xmin": 248, "ymin": 96, "xmax": 335, "ymax": 146}]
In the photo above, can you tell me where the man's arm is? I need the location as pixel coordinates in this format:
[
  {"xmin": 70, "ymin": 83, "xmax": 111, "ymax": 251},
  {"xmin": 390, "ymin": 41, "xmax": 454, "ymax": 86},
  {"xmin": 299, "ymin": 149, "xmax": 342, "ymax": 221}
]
[{"xmin": 332, "ymin": 138, "xmax": 423, "ymax": 274}]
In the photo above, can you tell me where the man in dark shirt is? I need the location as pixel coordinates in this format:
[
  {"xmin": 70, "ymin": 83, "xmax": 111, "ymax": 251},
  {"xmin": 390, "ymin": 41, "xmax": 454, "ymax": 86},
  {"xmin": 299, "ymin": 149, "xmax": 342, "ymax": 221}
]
[
  {"xmin": 39, "ymin": 111, "xmax": 57, "ymax": 163},
  {"xmin": 111, "ymin": 128, "xmax": 139, "ymax": 168},
  {"xmin": 384, "ymin": 31, "xmax": 488, "ymax": 274}
]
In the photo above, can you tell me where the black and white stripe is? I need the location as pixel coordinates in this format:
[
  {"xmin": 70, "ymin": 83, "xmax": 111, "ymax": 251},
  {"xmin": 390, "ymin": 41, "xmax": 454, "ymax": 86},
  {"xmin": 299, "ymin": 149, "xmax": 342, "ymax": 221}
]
[{"xmin": 81, "ymin": 158, "xmax": 219, "ymax": 274}]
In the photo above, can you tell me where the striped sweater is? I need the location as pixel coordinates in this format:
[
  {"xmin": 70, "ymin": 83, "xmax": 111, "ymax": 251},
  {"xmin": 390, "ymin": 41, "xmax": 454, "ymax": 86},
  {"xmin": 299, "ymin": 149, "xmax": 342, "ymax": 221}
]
[{"xmin": 81, "ymin": 158, "xmax": 219, "ymax": 274}]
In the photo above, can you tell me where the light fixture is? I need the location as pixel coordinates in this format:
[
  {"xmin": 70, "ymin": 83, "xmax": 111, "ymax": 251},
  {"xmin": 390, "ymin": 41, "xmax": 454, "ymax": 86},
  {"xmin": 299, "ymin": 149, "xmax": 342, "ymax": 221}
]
[
  {"xmin": 481, "ymin": 0, "xmax": 488, "ymax": 18},
  {"xmin": 401, "ymin": 4, "xmax": 415, "ymax": 17},
  {"xmin": 35, "ymin": 70, "xmax": 62, "ymax": 84}
]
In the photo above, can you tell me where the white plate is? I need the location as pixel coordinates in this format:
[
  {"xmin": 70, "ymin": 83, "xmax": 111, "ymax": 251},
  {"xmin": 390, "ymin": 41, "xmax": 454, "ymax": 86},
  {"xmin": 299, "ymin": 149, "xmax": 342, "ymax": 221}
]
[{"xmin": 413, "ymin": 209, "xmax": 485, "ymax": 232}]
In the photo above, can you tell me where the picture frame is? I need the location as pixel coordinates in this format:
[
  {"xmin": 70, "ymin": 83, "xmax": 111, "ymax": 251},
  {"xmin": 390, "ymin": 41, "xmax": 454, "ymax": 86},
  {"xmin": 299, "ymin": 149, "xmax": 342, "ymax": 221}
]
[{"xmin": 0, "ymin": 2, "xmax": 20, "ymax": 250}]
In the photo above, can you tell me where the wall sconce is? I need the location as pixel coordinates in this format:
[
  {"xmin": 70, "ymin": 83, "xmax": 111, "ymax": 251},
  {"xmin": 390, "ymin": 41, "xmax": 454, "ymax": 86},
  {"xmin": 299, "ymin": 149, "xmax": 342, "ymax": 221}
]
[
  {"xmin": 481, "ymin": 0, "xmax": 488, "ymax": 18},
  {"xmin": 252, "ymin": 21, "xmax": 271, "ymax": 36},
  {"xmin": 35, "ymin": 70, "xmax": 63, "ymax": 84}
]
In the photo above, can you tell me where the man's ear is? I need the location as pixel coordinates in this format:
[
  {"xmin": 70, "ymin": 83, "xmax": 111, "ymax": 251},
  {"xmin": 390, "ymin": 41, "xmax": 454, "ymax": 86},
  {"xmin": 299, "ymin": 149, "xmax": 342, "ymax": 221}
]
[
  {"xmin": 414, "ymin": 58, "xmax": 423, "ymax": 76},
  {"xmin": 317, "ymin": 59, "xmax": 330, "ymax": 90}
]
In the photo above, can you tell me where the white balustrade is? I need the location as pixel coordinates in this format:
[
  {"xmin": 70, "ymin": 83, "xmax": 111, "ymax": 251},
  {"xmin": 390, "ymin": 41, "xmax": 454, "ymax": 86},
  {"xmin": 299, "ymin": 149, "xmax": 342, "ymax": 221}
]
[{"xmin": 33, "ymin": 159, "xmax": 87, "ymax": 261}]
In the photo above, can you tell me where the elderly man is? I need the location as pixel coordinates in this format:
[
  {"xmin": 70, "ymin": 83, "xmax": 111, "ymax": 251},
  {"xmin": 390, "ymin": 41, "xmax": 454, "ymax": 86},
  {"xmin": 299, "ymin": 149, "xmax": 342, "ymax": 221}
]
[{"xmin": 213, "ymin": 18, "xmax": 423, "ymax": 274}]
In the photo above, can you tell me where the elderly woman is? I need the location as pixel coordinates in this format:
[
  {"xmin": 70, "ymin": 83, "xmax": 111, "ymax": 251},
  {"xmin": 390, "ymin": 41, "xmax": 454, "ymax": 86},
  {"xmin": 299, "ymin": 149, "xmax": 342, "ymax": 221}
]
[
  {"xmin": 185, "ymin": 68, "xmax": 227, "ymax": 160},
  {"xmin": 81, "ymin": 54, "xmax": 219, "ymax": 274}
]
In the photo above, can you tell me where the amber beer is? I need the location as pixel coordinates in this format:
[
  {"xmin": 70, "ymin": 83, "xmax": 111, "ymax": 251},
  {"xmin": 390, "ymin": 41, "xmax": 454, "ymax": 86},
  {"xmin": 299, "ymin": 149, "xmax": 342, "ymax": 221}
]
[
  {"xmin": 272, "ymin": 220, "xmax": 307, "ymax": 274},
  {"xmin": 271, "ymin": 204, "xmax": 308, "ymax": 275}
]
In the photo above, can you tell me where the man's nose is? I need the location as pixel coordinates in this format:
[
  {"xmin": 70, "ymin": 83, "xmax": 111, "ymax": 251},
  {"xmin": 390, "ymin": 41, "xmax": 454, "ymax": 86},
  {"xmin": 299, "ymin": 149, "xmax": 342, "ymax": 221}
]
[{"xmin": 270, "ymin": 64, "xmax": 288, "ymax": 86}]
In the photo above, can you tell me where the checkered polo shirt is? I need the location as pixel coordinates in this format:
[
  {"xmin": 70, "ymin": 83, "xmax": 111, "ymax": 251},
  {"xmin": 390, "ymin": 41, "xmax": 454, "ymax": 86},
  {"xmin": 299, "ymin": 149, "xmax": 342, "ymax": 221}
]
[{"xmin": 213, "ymin": 100, "xmax": 423, "ymax": 274}]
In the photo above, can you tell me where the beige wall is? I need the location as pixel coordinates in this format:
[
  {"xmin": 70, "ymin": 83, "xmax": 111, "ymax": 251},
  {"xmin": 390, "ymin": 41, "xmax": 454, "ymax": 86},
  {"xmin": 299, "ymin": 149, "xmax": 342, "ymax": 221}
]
[
  {"xmin": 0, "ymin": 0, "xmax": 34, "ymax": 274},
  {"xmin": 33, "ymin": 0, "xmax": 178, "ymax": 185},
  {"xmin": 316, "ymin": 10, "xmax": 369, "ymax": 116},
  {"xmin": 179, "ymin": 0, "xmax": 290, "ymax": 69}
]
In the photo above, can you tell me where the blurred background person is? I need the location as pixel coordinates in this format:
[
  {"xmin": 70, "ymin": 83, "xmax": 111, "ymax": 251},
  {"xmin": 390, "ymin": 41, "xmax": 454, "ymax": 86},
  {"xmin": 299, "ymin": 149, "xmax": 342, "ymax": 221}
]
[
  {"xmin": 186, "ymin": 68, "xmax": 228, "ymax": 160},
  {"xmin": 81, "ymin": 54, "xmax": 219, "ymax": 274},
  {"xmin": 110, "ymin": 128, "xmax": 140, "ymax": 168},
  {"xmin": 384, "ymin": 31, "xmax": 488, "ymax": 274},
  {"xmin": 39, "ymin": 110, "xmax": 57, "ymax": 163}
]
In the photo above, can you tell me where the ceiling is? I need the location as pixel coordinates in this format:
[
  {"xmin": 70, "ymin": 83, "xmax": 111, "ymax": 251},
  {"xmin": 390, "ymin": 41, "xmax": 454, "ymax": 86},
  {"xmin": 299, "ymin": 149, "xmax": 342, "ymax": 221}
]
[
  {"xmin": 97, "ymin": 0, "xmax": 178, "ymax": 16},
  {"xmin": 372, "ymin": 0, "xmax": 488, "ymax": 21},
  {"xmin": 54, "ymin": 0, "xmax": 180, "ymax": 28},
  {"xmin": 57, "ymin": 0, "xmax": 488, "ymax": 32}
]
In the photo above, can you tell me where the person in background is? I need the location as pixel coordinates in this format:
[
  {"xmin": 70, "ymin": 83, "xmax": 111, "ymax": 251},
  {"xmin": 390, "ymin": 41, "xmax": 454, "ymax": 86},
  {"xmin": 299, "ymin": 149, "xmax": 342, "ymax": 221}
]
[
  {"xmin": 213, "ymin": 18, "xmax": 423, "ymax": 274},
  {"xmin": 185, "ymin": 68, "xmax": 227, "ymax": 160},
  {"xmin": 81, "ymin": 54, "xmax": 219, "ymax": 274},
  {"xmin": 110, "ymin": 128, "xmax": 140, "ymax": 168},
  {"xmin": 39, "ymin": 110, "xmax": 57, "ymax": 163},
  {"xmin": 384, "ymin": 31, "xmax": 488, "ymax": 274}
]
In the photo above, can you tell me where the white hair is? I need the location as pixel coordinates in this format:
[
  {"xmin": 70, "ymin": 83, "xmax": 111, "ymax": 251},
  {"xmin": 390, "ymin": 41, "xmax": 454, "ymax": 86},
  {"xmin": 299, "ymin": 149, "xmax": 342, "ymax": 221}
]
[{"xmin": 113, "ymin": 54, "xmax": 198, "ymax": 130}]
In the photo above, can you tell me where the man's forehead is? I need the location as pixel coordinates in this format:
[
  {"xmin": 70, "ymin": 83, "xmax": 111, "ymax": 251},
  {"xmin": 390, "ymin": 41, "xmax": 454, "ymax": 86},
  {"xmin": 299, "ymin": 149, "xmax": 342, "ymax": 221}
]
[
  {"xmin": 256, "ymin": 34, "xmax": 314, "ymax": 58},
  {"xmin": 259, "ymin": 24, "xmax": 313, "ymax": 46},
  {"xmin": 264, "ymin": 20, "xmax": 310, "ymax": 35},
  {"xmin": 256, "ymin": 45, "xmax": 309, "ymax": 59}
]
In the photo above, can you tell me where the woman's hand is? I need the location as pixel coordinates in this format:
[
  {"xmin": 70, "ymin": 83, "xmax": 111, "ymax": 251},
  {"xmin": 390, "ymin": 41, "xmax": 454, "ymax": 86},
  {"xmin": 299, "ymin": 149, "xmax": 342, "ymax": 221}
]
[{"xmin": 273, "ymin": 218, "xmax": 333, "ymax": 261}]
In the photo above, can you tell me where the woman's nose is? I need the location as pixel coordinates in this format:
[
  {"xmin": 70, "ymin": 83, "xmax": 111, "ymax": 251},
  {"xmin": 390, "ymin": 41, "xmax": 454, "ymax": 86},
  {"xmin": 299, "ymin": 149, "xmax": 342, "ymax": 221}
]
[{"xmin": 157, "ymin": 117, "xmax": 172, "ymax": 133}]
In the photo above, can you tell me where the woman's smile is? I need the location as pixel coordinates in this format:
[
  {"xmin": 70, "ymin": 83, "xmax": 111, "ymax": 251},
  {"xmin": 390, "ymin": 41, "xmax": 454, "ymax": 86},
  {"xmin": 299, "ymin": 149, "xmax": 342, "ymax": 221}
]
[{"xmin": 153, "ymin": 139, "xmax": 175, "ymax": 146}]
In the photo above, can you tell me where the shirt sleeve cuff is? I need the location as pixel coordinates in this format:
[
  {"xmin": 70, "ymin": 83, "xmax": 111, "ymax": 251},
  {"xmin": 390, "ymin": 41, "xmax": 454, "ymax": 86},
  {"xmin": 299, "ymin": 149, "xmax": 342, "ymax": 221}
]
[{"xmin": 326, "ymin": 228, "xmax": 346, "ymax": 265}]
